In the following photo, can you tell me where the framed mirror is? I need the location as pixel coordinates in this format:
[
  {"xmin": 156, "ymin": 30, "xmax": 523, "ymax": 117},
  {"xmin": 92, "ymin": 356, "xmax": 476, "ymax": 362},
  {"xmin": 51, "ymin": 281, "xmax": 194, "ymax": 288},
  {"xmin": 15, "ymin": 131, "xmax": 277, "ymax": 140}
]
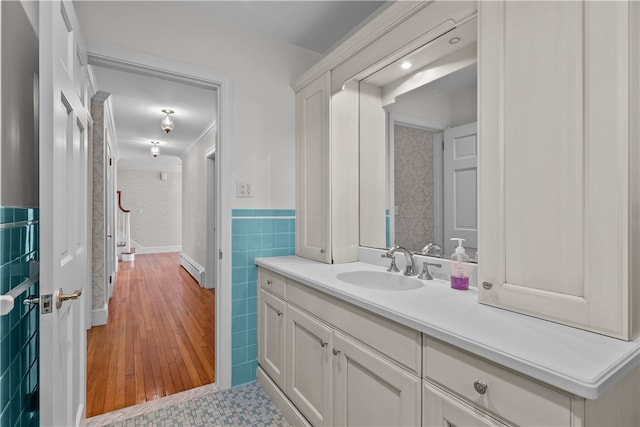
[{"xmin": 359, "ymin": 17, "xmax": 478, "ymax": 260}]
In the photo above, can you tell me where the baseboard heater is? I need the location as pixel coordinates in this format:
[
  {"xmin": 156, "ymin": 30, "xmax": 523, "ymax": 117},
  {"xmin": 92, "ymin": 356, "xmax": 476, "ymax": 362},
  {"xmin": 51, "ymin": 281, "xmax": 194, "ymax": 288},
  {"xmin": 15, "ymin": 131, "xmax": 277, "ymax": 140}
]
[{"xmin": 180, "ymin": 253, "xmax": 204, "ymax": 286}]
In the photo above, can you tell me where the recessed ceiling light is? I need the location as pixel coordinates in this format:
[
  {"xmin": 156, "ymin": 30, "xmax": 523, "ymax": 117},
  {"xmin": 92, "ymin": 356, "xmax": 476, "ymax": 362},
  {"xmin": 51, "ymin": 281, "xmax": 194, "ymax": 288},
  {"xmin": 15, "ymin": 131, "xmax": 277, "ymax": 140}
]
[
  {"xmin": 449, "ymin": 37, "xmax": 461, "ymax": 45},
  {"xmin": 401, "ymin": 61, "xmax": 412, "ymax": 70}
]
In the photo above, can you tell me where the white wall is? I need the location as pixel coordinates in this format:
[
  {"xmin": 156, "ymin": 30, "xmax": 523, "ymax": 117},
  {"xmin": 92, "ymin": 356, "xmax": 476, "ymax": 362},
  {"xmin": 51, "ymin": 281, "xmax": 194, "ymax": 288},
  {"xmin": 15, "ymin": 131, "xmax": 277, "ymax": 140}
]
[
  {"xmin": 181, "ymin": 127, "xmax": 215, "ymax": 268},
  {"xmin": 1, "ymin": 1, "xmax": 39, "ymax": 208},
  {"xmin": 386, "ymin": 81, "xmax": 477, "ymax": 129},
  {"xmin": 118, "ymin": 169, "xmax": 182, "ymax": 249},
  {"xmin": 75, "ymin": 2, "xmax": 322, "ymax": 210}
]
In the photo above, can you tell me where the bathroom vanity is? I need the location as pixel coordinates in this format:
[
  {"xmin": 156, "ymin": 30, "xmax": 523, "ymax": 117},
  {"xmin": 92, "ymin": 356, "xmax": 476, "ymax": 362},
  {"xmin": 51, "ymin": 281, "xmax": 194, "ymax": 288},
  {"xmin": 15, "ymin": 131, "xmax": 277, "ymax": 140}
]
[
  {"xmin": 280, "ymin": 0, "xmax": 640, "ymax": 424},
  {"xmin": 256, "ymin": 257, "xmax": 640, "ymax": 426}
]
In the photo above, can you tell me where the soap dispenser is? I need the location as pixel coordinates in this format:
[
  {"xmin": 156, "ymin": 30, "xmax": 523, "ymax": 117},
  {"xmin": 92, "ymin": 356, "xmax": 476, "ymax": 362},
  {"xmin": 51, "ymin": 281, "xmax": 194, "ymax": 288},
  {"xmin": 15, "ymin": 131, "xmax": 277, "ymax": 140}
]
[{"xmin": 450, "ymin": 238, "xmax": 469, "ymax": 290}]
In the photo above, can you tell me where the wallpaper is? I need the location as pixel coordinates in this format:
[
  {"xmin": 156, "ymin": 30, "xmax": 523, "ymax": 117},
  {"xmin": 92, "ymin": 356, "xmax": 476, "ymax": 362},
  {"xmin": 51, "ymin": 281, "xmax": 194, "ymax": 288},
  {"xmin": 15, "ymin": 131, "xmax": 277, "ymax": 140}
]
[
  {"xmin": 394, "ymin": 125, "xmax": 436, "ymax": 252},
  {"xmin": 91, "ymin": 98, "xmax": 106, "ymax": 311},
  {"xmin": 118, "ymin": 170, "xmax": 182, "ymax": 248}
]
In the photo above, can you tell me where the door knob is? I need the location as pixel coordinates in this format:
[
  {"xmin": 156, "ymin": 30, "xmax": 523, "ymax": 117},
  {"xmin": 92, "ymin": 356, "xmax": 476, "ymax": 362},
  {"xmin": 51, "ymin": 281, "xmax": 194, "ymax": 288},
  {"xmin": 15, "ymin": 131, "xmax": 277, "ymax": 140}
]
[
  {"xmin": 23, "ymin": 296, "xmax": 39, "ymax": 306},
  {"xmin": 55, "ymin": 288, "xmax": 82, "ymax": 309}
]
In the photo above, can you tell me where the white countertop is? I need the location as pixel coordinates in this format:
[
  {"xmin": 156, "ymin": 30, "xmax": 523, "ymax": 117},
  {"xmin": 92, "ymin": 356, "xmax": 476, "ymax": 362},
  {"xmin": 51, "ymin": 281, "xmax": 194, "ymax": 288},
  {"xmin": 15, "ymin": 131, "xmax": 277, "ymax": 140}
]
[{"xmin": 255, "ymin": 256, "xmax": 640, "ymax": 400}]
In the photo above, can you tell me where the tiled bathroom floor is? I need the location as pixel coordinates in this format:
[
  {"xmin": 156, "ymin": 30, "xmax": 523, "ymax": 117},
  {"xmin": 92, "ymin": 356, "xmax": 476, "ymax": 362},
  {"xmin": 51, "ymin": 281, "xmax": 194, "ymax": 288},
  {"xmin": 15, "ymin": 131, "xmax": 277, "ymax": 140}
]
[{"xmin": 87, "ymin": 382, "xmax": 291, "ymax": 427}]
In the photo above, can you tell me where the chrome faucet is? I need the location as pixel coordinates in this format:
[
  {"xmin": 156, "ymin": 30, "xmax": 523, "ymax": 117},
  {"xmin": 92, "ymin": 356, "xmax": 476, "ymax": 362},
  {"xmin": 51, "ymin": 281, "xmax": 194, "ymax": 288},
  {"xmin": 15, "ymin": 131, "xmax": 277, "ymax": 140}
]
[
  {"xmin": 384, "ymin": 245, "xmax": 417, "ymax": 276},
  {"xmin": 417, "ymin": 261, "xmax": 442, "ymax": 280},
  {"xmin": 420, "ymin": 243, "xmax": 442, "ymax": 257}
]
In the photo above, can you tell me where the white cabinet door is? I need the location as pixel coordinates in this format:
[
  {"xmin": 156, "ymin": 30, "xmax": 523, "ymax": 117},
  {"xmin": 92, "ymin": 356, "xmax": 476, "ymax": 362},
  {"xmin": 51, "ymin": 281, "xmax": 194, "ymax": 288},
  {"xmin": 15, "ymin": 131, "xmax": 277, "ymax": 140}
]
[
  {"xmin": 333, "ymin": 332, "xmax": 421, "ymax": 427},
  {"xmin": 478, "ymin": 0, "xmax": 640, "ymax": 339},
  {"xmin": 296, "ymin": 72, "xmax": 331, "ymax": 263},
  {"xmin": 258, "ymin": 289, "xmax": 286, "ymax": 390},
  {"xmin": 286, "ymin": 305, "xmax": 333, "ymax": 426},
  {"xmin": 423, "ymin": 381, "xmax": 507, "ymax": 427}
]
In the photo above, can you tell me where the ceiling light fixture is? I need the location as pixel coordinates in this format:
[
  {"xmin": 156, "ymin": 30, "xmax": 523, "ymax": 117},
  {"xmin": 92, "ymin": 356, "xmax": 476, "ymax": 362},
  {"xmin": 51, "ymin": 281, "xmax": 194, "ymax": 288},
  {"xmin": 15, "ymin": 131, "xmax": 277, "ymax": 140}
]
[
  {"xmin": 150, "ymin": 141, "xmax": 160, "ymax": 158},
  {"xmin": 401, "ymin": 61, "xmax": 412, "ymax": 70},
  {"xmin": 160, "ymin": 108, "xmax": 175, "ymax": 133}
]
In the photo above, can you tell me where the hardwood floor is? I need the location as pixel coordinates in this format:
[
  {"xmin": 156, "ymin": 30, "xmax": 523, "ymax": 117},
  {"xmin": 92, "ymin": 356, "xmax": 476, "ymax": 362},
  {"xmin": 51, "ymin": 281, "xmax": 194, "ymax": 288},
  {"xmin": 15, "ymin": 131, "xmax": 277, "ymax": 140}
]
[{"xmin": 86, "ymin": 253, "xmax": 215, "ymax": 418}]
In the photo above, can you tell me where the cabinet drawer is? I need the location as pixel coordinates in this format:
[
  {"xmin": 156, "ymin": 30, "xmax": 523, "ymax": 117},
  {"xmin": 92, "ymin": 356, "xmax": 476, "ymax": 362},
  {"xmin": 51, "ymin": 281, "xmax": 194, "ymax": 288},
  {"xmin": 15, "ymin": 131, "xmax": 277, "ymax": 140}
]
[
  {"xmin": 287, "ymin": 279, "xmax": 421, "ymax": 375},
  {"xmin": 424, "ymin": 338, "xmax": 572, "ymax": 426},
  {"xmin": 259, "ymin": 268, "xmax": 286, "ymax": 298}
]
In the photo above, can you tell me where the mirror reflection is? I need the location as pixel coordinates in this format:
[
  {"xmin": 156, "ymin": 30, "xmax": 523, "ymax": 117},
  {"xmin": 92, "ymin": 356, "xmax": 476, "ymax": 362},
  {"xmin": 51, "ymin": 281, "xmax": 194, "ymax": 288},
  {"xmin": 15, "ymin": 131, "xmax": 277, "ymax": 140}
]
[{"xmin": 359, "ymin": 18, "xmax": 478, "ymax": 260}]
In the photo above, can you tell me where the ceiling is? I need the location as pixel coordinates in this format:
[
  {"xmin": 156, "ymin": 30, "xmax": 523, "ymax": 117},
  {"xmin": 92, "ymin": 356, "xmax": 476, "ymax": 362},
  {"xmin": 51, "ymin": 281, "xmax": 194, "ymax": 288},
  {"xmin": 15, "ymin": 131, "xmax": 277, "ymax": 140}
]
[{"xmin": 83, "ymin": 1, "xmax": 387, "ymax": 172}]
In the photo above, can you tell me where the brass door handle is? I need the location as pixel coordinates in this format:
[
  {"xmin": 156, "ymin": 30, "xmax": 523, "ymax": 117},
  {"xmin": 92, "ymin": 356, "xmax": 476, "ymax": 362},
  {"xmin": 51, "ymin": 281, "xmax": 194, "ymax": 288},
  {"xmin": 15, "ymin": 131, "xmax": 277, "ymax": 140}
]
[{"xmin": 55, "ymin": 288, "xmax": 82, "ymax": 309}]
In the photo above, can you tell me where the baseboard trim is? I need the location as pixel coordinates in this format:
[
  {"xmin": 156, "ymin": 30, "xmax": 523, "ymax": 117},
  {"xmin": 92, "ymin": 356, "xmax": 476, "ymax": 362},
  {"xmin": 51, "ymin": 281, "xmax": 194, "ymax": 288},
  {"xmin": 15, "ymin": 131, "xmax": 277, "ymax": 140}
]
[
  {"xmin": 92, "ymin": 303, "xmax": 109, "ymax": 326},
  {"xmin": 257, "ymin": 367, "xmax": 310, "ymax": 427},
  {"xmin": 139, "ymin": 245, "xmax": 181, "ymax": 254},
  {"xmin": 180, "ymin": 252, "xmax": 205, "ymax": 286}
]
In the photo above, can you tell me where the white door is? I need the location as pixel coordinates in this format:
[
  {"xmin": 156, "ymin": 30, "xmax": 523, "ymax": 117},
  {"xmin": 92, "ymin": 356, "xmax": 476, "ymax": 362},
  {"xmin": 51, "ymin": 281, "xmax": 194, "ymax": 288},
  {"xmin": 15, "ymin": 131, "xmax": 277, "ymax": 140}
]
[
  {"xmin": 477, "ymin": 1, "xmax": 637, "ymax": 340},
  {"xmin": 39, "ymin": 1, "xmax": 89, "ymax": 425},
  {"xmin": 286, "ymin": 305, "xmax": 333, "ymax": 426},
  {"xmin": 333, "ymin": 332, "xmax": 421, "ymax": 427},
  {"xmin": 106, "ymin": 142, "xmax": 115, "ymax": 298},
  {"xmin": 296, "ymin": 72, "xmax": 331, "ymax": 263},
  {"xmin": 443, "ymin": 122, "xmax": 477, "ymax": 258},
  {"xmin": 258, "ymin": 289, "xmax": 286, "ymax": 389}
]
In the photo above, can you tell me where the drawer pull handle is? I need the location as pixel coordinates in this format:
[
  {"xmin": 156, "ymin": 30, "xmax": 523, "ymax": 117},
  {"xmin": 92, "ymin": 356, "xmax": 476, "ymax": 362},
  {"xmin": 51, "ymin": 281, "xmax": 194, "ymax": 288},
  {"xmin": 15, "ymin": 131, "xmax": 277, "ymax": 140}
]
[
  {"xmin": 482, "ymin": 281, "xmax": 493, "ymax": 290},
  {"xmin": 276, "ymin": 310, "xmax": 283, "ymax": 317},
  {"xmin": 473, "ymin": 380, "xmax": 488, "ymax": 395},
  {"xmin": 320, "ymin": 339, "xmax": 328, "ymax": 348},
  {"xmin": 267, "ymin": 280, "xmax": 273, "ymax": 285},
  {"xmin": 332, "ymin": 348, "xmax": 340, "ymax": 356}
]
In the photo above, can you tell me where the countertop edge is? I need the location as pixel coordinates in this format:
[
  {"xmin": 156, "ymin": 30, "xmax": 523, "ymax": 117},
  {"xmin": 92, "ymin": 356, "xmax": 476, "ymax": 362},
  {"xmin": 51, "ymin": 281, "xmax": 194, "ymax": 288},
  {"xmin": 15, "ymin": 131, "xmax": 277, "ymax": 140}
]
[{"xmin": 255, "ymin": 257, "xmax": 640, "ymax": 400}]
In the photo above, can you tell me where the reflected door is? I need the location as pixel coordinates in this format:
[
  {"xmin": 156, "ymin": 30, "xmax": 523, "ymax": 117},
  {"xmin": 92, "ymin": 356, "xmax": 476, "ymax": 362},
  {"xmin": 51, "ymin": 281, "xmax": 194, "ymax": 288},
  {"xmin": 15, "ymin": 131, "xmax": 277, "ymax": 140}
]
[{"xmin": 443, "ymin": 122, "xmax": 477, "ymax": 258}]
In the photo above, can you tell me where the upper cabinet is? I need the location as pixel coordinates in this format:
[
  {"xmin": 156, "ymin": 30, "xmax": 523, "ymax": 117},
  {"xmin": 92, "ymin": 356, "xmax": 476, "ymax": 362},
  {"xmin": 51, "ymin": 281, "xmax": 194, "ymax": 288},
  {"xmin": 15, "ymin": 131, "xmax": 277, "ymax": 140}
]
[
  {"xmin": 295, "ymin": 73, "xmax": 359, "ymax": 263},
  {"xmin": 478, "ymin": 1, "xmax": 640, "ymax": 340}
]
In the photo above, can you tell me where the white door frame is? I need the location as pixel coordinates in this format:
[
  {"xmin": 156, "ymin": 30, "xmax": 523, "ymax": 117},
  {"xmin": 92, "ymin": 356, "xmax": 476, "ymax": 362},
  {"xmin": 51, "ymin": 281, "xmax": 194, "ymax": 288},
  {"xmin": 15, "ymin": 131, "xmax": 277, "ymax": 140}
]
[
  {"xmin": 85, "ymin": 42, "xmax": 233, "ymax": 389},
  {"xmin": 205, "ymin": 148, "xmax": 217, "ymax": 290}
]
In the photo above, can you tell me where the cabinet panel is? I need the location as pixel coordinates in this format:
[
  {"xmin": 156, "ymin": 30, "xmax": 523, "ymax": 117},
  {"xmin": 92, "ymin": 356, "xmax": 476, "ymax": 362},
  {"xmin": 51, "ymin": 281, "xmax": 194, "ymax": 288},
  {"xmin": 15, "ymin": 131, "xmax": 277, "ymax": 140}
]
[
  {"xmin": 478, "ymin": 0, "xmax": 639, "ymax": 339},
  {"xmin": 258, "ymin": 289, "xmax": 286, "ymax": 390},
  {"xmin": 260, "ymin": 268, "xmax": 286, "ymax": 298},
  {"xmin": 423, "ymin": 381, "xmax": 507, "ymax": 427},
  {"xmin": 286, "ymin": 304, "xmax": 333, "ymax": 426},
  {"xmin": 287, "ymin": 280, "xmax": 421, "ymax": 375},
  {"xmin": 296, "ymin": 72, "xmax": 331, "ymax": 263},
  {"xmin": 334, "ymin": 332, "xmax": 421, "ymax": 427},
  {"xmin": 424, "ymin": 338, "xmax": 571, "ymax": 427}
]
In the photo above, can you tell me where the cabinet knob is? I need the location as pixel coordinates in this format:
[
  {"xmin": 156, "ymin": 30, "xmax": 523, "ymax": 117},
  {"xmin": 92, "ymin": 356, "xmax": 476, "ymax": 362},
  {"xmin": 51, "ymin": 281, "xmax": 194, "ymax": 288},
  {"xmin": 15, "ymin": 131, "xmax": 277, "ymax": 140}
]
[
  {"xmin": 482, "ymin": 281, "xmax": 493, "ymax": 290},
  {"xmin": 276, "ymin": 310, "xmax": 283, "ymax": 317},
  {"xmin": 332, "ymin": 348, "xmax": 340, "ymax": 356},
  {"xmin": 320, "ymin": 249, "xmax": 326, "ymax": 254},
  {"xmin": 473, "ymin": 380, "xmax": 488, "ymax": 395},
  {"xmin": 320, "ymin": 339, "xmax": 328, "ymax": 348},
  {"xmin": 267, "ymin": 279, "xmax": 273, "ymax": 285}
]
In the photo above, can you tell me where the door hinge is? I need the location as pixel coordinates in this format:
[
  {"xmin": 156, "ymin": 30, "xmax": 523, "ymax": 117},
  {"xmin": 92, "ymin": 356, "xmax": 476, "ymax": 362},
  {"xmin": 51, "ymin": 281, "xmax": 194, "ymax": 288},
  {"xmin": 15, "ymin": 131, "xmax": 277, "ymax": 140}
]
[
  {"xmin": 109, "ymin": 158, "xmax": 112, "ymax": 166},
  {"xmin": 219, "ymin": 249, "xmax": 223, "ymax": 260},
  {"xmin": 109, "ymin": 275, "xmax": 112, "ymax": 284}
]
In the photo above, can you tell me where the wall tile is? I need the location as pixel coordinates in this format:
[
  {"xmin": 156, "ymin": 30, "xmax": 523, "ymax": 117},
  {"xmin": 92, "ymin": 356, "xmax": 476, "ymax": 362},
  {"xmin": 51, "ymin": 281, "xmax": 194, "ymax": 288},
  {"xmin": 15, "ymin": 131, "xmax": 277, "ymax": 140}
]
[
  {"xmin": 230, "ymin": 209, "xmax": 295, "ymax": 386},
  {"xmin": 0, "ymin": 207, "xmax": 39, "ymax": 426}
]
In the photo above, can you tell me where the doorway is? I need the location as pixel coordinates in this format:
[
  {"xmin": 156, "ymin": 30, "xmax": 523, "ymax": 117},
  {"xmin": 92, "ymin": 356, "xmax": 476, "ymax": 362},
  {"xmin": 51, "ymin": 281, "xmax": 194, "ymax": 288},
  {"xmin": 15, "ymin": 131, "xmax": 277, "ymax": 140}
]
[{"xmin": 84, "ymin": 44, "xmax": 232, "ymax": 415}]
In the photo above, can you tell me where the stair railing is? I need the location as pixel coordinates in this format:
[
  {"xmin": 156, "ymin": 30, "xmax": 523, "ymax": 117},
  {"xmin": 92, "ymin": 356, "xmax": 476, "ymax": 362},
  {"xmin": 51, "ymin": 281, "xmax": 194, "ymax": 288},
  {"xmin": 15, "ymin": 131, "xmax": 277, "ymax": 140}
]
[{"xmin": 117, "ymin": 191, "xmax": 131, "ymax": 254}]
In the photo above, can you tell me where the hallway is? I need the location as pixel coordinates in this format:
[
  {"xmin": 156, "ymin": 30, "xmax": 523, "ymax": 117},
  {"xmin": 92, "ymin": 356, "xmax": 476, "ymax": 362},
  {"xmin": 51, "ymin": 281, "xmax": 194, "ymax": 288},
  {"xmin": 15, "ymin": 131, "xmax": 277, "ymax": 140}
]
[{"xmin": 86, "ymin": 253, "xmax": 215, "ymax": 418}]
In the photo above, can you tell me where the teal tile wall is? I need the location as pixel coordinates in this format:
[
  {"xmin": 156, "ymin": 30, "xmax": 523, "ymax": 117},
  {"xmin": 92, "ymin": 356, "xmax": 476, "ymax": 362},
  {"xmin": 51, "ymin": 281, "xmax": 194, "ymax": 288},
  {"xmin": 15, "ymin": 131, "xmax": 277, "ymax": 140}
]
[
  {"xmin": 231, "ymin": 209, "xmax": 295, "ymax": 386},
  {"xmin": 0, "ymin": 207, "xmax": 39, "ymax": 427},
  {"xmin": 386, "ymin": 209, "xmax": 390, "ymax": 248}
]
